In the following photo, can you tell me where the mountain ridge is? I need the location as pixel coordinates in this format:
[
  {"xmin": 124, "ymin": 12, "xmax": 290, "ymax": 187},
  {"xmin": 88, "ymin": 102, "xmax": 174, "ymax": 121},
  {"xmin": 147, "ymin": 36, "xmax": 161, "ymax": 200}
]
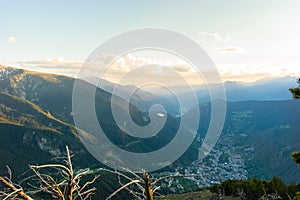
[{"xmin": 0, "ymin": 65, "xmax": 299, "ymax": 197}]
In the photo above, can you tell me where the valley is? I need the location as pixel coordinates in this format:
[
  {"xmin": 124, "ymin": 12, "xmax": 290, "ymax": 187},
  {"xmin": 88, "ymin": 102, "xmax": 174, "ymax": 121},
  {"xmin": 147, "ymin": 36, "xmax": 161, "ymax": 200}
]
[{"xmin": 0, "ymin": 65, "xmax": 300, "ymax": 199}]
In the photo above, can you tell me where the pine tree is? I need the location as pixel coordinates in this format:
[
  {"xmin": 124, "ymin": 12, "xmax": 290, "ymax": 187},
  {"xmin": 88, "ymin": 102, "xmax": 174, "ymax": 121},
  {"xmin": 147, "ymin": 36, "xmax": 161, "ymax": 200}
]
[
  {"xmin": 290, "ymin": 78, "xmax": 300, "ymax": 168},
  {"xmin": 292, "ymin": 152, "xmax": 300, "ymax": 167},
  {"xmin": 290, "ymin": 78, "xmax": 300, "ymax": 200},
  {"xmin": 289, "ymin": 78, "xmax": 300, "ymax": 99}
]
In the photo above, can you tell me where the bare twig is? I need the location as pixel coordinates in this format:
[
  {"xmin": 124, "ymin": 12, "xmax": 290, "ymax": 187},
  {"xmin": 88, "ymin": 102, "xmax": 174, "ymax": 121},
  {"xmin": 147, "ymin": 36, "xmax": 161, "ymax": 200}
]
[
  {"xmin": 106, "ymin": 180, "xmax": 141, "ymax": 200},
  {"xmin": 0, "ymin": 146, "xmax": 98, "ymax": 200},
  {"xmin": 103, "ymin": 168, "xmax": 189, "ymax": 200},
  {"xmin": 0, "ymin": 176, "xmax": 33, "ymax": 200}
]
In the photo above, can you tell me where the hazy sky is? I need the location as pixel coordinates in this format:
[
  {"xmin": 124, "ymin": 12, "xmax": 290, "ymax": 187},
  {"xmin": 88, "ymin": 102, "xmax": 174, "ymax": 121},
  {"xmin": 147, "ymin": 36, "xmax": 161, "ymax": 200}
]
[{"xmin": 1, "ymin": 0, "xmax": 300, "ymax": 84}]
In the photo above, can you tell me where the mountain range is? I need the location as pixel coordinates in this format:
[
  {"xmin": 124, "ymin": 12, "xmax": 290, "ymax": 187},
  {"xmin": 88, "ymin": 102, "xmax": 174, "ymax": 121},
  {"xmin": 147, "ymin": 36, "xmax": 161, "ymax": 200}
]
[{"xmin": 0, "ymin": 65, "xmax": 299, "ymax": 198}]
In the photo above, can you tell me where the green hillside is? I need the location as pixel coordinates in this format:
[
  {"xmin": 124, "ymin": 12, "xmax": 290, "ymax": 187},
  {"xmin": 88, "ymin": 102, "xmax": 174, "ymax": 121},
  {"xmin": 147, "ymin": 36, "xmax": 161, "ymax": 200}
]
[{"xmin": 0, "ymin": 92, "xmax": 99, "ymax": 175}]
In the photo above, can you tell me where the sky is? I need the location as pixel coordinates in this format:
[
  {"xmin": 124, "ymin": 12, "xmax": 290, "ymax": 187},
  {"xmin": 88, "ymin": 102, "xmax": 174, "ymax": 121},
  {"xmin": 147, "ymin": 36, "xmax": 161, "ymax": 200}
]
[{"xmin": 1, "ymin": 0, "xmax": 300, "ymax": 85}]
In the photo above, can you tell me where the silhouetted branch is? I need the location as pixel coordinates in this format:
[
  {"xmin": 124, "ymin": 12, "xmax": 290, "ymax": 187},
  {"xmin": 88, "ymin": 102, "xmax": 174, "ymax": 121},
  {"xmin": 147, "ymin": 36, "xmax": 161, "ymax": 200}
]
[
  {"xmin": 0, "ymin": 176, "xmax": 33, "ymax": 200},
  {"xmin": 0, "ymin": 146, "xmax": 98, "ymax": 200},
  {"xmin": 102, "ymin": 168, "xmax": 188, "ymax": 200}
]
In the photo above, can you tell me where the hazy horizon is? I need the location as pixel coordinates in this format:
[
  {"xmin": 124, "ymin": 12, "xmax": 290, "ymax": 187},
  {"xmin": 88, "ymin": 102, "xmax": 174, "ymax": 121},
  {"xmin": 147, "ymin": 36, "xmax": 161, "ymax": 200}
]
[{"xmin": 1, "ymin": 63, "xmax": 299, "ymax": 88}]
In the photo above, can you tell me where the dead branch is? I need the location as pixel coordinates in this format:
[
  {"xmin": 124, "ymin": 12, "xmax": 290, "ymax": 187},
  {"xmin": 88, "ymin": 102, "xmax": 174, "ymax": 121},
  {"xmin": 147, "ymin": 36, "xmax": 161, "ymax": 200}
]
[
  {"xmin": 0, "ymin": 176, "xmax": 33, "ymax": 200},
  {"xmin": 106, "ymin": 180, "xmax": 141, "ymax": 200},
  {"xmin": 102, "ymin": 168, "xmax": 188, "ymax": 200},
  {"xmin": 143, "ymin": 171, "xmax": 153, "ymax": 200},
  {"xmin": 0, "ymin": 146, "xmax": 98, "ymax": 200},
  {"xmin": 29, "ymin": 146, "xmax": 98, "ymax": 200}
]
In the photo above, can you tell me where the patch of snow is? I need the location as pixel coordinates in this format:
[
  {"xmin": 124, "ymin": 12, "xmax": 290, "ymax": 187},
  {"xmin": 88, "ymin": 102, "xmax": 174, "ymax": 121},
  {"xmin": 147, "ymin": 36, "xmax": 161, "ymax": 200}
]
[{"xmin": 157, "ymin": 113, "xmax": 165, "ymax": 117}]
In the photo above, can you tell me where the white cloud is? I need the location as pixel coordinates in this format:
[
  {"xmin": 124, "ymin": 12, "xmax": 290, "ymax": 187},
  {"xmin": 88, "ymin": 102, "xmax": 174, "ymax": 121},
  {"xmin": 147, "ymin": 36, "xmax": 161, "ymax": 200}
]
[
  {"xmin": 11, "ymin": 54, "xmax": 199, "ymax": 85},
  {"xmin": 216, "ymin": 64, "xmax": 300, "ymax": 83},
  {"xmin": 22, "ymin": 57, "xmax": 81, "ymax": 66},
  {"xmin": 197, "ymin": 32, "xmax": 231, "ymax": 41},
  {"xmin": 8, "ymin": 52, "xmax": 300, "ymax": 86},
  {"xmin": 15, "ymin": 57, "xmax": 83, "ymax": 77},
  {"xmin": 8, "ymin": 36, "xmax": 17, "ymax": 43},
  {"xmin": 215, "ymin": 46, "xmax": 245, "ymax": 54},
  {"xmin": 172, "ymin": 64, "xmax": 191, "ymax": 72}
]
